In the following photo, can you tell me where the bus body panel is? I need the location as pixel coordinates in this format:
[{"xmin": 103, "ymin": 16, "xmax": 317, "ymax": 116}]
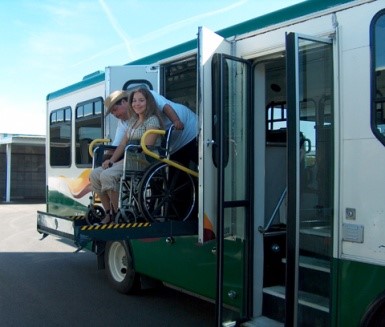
[
  {"xmin": 47, "ymin": 82, "xmax": 105, "ymax": 216},
  {"xmin": 335, "ymin": 258, "xmax": 385, "ymax": 326},
  {"xmin": 131, "ymin": 236, "xmax": 245, "ymax": 309},
  {"xmin": 336, "ymin": 1, "xmax": 385, "ymax": 268}
]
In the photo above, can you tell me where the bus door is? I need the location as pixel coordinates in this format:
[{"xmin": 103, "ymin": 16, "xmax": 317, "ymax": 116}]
[
  {"xmin": 286, "ymin": 32, "xmax": 334, "ymax": 326},
  {"xmin": 104, "ymin": 65, "xmax": 159, "ymax": 140},
  {"xmin": 198, "ymin": 26, "xmax": 252, "ymax": 325}
]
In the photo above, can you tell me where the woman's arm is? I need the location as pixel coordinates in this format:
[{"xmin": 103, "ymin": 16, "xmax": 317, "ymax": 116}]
[
  {"xmin": 142, "ymin": 126, "xmax": 160, "ymax": 146},
  {"xmin": 102, "ymin": 133, "xmax": 128, "ymax": 168}
]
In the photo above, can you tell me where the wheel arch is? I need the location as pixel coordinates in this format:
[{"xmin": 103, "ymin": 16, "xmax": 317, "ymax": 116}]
[{"xmin": 360, "ymin": 290, "xmax": 385, "ymax": 327}]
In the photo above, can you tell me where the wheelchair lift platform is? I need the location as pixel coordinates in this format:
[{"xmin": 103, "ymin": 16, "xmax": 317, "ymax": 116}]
[
  {"xmin": 74, "ymin": 218, "xmax": 197, "ymax": 246},
  {"xmin": 37, "ymin": 211, "xmax": 198, "ymax": 245},
  {"xmin": 37, "ymin": 210, "xmax": 197, "ymax": 247}
]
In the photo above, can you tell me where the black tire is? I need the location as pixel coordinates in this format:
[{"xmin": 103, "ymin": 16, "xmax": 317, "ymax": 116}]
[
  {"xmin": 138, "ymin": 162, "xmax": 196, "ymax": 222},
  {"xmin": 85, "ymin": 205, "xmax": 105, "ymax": 225},
  {"xmin": 105, "ymin": 241, "xmax": 140, "ymax": 294}
]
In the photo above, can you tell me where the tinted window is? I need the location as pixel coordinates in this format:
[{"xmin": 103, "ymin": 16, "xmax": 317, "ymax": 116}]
[
  {"xmin": 50, "ymin": 107, "xmax": 71, "ymax": 167},
  {"xmin": 75, "ymin": 98, "xmax": 103, "ymax": 166},
  {"xmin": 371, "ymin": 11, "xmax": 385, "ymax": 142}
]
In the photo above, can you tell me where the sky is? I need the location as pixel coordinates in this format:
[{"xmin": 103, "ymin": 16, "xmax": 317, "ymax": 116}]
[{"xmin": 0, "ymin": 0, "xmax": 304, "ymax": 136}]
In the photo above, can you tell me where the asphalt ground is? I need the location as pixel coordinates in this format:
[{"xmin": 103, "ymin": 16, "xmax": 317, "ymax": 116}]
[{"xmin": 0, "ymin": 203, "xmax": 215, "ymax": 327}]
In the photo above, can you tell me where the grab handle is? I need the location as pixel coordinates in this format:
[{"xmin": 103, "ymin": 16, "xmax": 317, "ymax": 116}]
[{"xmin": 140, "ymin": 129, "xmax": 198, "ymax": 178}]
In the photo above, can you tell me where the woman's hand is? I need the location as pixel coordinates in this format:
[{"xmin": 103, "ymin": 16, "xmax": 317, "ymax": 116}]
[{"xmin": 102, "ymin": 159, "xmax": 113, "ymax": 169}]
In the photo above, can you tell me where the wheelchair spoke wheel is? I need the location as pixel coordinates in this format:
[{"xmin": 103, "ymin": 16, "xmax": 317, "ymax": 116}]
[
  {"xmin": 138, "ymin": 162, "xmax": 196, "ymax": 222},
  {"xmin": 116, "ymin": 209, "xmax": 137, "ymax": 223},
  {"xmin": 85, "ymin": 205, "xmax": 105, "ymax": 225}
]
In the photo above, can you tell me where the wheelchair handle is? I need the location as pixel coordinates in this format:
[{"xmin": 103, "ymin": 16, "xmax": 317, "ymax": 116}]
[
  {"xmin": 88, "ymin": 138, "xmax": 111, "ymax": 158},
  {"xmin": 141, "ymin": 129, "xmax": 199, "ymax": 178},
  {"xmin": 125, "ymin": 144, "xmax": 143, "ymax": 153}
]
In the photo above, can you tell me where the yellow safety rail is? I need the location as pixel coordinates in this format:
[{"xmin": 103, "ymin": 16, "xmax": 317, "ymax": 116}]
[
  {"xmin": 88, "ymin": 138, "xmax": 112, "ymax": 158},
  {"xmin": 141, "ymin": 129, "xmax": 199, "ymax": 178}
]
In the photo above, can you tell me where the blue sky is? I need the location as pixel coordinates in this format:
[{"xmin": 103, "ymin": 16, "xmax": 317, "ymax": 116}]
[{"xmin": 0, "ymin": 0, "xmax": 303, "ymax": 135}]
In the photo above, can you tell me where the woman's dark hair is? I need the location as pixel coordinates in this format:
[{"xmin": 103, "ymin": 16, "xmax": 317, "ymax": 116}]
[{"xmin": 128, "ymin": 87, "xmax": 164, "ymax": 129}]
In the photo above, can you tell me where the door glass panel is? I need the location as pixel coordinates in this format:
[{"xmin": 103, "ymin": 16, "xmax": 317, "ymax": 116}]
[
  {"xmin": 297, "ymin": 37, "xmax": 333, "ymax": 326},
  {"xmin": 222, "ymin": 58, "xmax": 248, "ymax": 203},
  {"xmin": 216, "ymin": 55, "xmax": 250, "ymax": 324}
]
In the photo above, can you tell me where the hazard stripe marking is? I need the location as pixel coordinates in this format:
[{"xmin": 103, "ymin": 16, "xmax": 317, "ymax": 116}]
[{"xmin": 80, "ymin": 222, "xmax": 151, "ymax": 231}]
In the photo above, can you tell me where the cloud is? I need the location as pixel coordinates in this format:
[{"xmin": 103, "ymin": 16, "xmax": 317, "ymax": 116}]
[
  {"xmin": 98, "ymin": 0, "xmax": 137, "ymax": 60},
  {"xmin": 27, "ymin": 31, "xmax": 94, "ymax": 57},
  {"xmin": 132, "ymin": 0, "xmax": 248, "ymax": 45},
  {"xmin": 71, "ymin": 43, "xmax": 125, "ymax": 67},
  {"xmin": 0, "ymin": 95, "xmax": 45, "ymax": 135},
  {"xmin": 73, "ymin": 0, "xmax": 248, "ymax": 66},
  {"xmin": 37, "ymin": 1, "xmax": 98, "ymax": 22}
]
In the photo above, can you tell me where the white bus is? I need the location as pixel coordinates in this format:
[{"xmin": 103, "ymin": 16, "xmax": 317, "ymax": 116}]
[{"xmin": 37, "ymin": 0, "xmax": 385, "ymax": 325}]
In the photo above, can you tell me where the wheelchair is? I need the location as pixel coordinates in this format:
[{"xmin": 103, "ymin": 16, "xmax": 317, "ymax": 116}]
[{"xmin": 86, "ymin": 126, "xmax": 197, "ymax": 225}]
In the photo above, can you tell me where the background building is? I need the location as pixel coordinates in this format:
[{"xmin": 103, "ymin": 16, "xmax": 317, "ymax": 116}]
[{"xmin": 0, "ymin": 134, "xmax": 45, "ymax": 202}]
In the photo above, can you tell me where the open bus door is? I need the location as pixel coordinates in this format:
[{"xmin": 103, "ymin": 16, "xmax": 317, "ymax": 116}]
[
  {"xmin": 286, "ymin": 32, "xmax": 334, "ymax": 326},
  {"xmin": 198, "ymin": 26, "xmax": 252, "ymax": 326}
]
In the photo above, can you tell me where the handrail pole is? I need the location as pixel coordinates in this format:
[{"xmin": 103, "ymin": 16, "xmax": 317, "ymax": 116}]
[{"xmin": 140, "ymin": 129, "xmax": 199, "ymax": 178}]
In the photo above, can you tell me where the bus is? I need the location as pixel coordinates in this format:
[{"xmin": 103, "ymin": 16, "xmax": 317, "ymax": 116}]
[{"xmin": 37, "ymin": 0, "xmax": 385, "ymax": 325}]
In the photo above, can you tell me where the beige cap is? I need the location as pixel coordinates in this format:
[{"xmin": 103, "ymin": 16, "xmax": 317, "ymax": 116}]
[{"xmin": 105, "ymin": 90, "xmax": 129, "ymax": 115}]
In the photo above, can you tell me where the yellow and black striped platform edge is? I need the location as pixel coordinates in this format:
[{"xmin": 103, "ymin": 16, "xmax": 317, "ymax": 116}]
[{"xmin": 80, "ymin": 222, "xmax": 152, "ymax": 231}]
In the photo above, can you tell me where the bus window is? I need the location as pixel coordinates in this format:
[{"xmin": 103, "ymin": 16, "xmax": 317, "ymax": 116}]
[
  {"xmin": 371, "ymin": 10, "xmax": 385, "ymax": 142},
  {"xmin": 266, "ymin": 101, "xmax": 287, "ymax": 143},
  {"xmin": 75, "ymin": 98, "xmax": 103, "ymax": 166},
  {"xmin": 50, "ymin": 107, "xmax": 71, "ymax": 167}
]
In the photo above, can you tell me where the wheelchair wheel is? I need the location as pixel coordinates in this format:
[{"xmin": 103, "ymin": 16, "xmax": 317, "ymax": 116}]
[
  {"xmin": 115, "ymin": 209, "xmax": 137, "ymax": 223},
  {"xmin": 138, "ymin": 162, "xmax": 196, "ymax": 222},
  {"xmin": 85, "ymin": 205, "xmax": 105, "ymax": 225},
  {"xmin": 118, "ymin": 174, "xmax": 143, "ymax": 223}
]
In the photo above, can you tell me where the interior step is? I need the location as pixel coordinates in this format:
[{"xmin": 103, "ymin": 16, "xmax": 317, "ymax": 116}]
[
  {"xmin": 281, "ymin": 255, "xmax": 330, "ymax": 297},
  {"xmin": 299, "ymin": 226, "xmax": 331, "ymax": 256},
  {"xmin": 282, "ymin": 255, "xmax": 330, "ymax": 273},
  {"xmin": 242, "ymin": 316, "xmax": 283, "ymax": 327},
  {"xmin": 263, "ymin": 285, "xmax": 330, "ymax": 325},
  {"xmin": 264, "ymin": 285, "xmax": 329, "ymax": 312}
]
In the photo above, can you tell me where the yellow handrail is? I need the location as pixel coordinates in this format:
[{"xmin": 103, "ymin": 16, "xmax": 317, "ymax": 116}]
[
  {"xmin": 88, "ymin": 138, "xmax": 111, "ymax": 158},
  {"xmin": 140, "ymin": 129, "xmax": 199, "ymax": 178}
]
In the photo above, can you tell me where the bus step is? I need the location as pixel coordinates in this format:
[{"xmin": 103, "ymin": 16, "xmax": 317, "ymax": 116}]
[
  {"xmin": 263, "ymin": 285, "xmax": 329, "ymax": 324},
  {"xmin": 282, "ymin": 255, "xmax": 330, "ymax": 273},
  {"xmin": 299, "ymin": 226, "xmax": 331, "ymax": 256},
  {"xmin": 242, "ymin": 315, "xmax": 283, "ymax": 327},
  {"xmin": 282, "ymin": 255, "xmax": 330, "ymax": 297}
]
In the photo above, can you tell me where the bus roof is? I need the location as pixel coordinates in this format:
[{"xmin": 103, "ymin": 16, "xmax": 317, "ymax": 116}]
[{"xmin": 47, "ymin": 0, "xmax": 354, "ymax": 101}]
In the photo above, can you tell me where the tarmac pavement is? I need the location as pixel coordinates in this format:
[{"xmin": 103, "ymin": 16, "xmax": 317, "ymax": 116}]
[{"xmin": 0, "ymin": 203, "xmax": 215, "ymax": 327}]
